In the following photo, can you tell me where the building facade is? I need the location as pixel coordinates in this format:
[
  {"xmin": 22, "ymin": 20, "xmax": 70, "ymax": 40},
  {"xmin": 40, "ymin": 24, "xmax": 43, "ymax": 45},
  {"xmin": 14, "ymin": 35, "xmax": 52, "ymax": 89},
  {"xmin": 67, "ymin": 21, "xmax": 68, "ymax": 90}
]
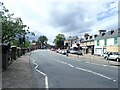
[
  {"xmin": 64, "ymin": 36, "xmax": 79, "ymax": 49},
  {"xmin": 94, "ymin": 29, "xmax": 120, "ymax": 56},
  {"xmin": 80, "ymin": 35, "xmax": 96, "ymax": 55}
]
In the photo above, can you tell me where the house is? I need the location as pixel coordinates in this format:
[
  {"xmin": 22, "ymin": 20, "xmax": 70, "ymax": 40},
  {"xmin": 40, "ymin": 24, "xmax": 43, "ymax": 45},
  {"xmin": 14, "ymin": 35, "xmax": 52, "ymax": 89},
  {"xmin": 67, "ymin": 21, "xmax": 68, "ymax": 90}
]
[
  {"xmin": 94, "ymin": 29, "xmax": 120, "ymax": 56},
  {"xmin": 64, "ymin": 36, "xmax": 79, "ymax": 49},
  {"xmin": 80, "ymin": 34, "xmax": 98, "ymax": 55},
  {"xmin": 106, "ymin": 30, "xmax": 120, "ymax": 52}
]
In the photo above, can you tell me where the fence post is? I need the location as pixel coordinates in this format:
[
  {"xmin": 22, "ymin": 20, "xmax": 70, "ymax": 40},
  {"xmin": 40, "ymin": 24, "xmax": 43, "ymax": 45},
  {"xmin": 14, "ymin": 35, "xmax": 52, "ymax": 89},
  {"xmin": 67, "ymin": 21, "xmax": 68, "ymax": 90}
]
[
  {"xmin": 2, "ymin": 44, "xmax": 9, "ymax": 70},
  {"xmin": 11, "ymin": 46, "xmax": 17, "ymax": 60}
]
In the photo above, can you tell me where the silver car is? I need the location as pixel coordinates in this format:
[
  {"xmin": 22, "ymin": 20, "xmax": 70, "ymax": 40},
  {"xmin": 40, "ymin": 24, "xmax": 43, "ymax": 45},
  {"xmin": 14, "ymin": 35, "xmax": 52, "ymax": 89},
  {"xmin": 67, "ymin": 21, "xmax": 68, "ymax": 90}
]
[{"xmin": 107, "ymin": 52, "xmax": 120, "ymax": 62}]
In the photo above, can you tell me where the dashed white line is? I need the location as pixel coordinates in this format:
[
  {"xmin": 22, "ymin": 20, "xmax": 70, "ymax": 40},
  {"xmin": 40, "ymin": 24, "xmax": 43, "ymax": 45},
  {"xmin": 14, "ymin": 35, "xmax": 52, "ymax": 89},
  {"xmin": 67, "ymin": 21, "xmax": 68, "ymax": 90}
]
[
  {"xmin": 67, "ymin": 64, "xmax": 74, "ymax": 68},
  {"xmin": 56, "ymin": 60, "xmax": 117, "ymax": 82},
  {"xmin": 75, "ymin": 67, "xmax": 117, "ymax": 82},
  {"xmin": 70, "ymin": 59, "xmax": 118, "ymax": 68},
  {"xmin": 32, "ymin": 59, "xmax": 49, "ymax": 90}
]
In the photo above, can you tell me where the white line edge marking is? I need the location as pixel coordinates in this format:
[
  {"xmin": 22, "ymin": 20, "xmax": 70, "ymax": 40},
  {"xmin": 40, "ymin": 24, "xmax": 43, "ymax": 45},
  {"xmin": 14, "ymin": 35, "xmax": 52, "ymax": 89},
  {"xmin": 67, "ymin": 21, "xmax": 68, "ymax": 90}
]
[
  {"xmin": 32, "ymin": 59, "xmax": 49, "ymax": 90},
  {"xmin": 56, "ymin": 60, "xmax": 117, "ymax": 82}
]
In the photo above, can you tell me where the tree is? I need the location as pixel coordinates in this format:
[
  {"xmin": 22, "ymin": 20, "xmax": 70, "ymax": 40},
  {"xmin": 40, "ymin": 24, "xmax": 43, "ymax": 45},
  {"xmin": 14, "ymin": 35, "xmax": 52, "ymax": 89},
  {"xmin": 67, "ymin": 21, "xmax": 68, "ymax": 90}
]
[
  {"xmin": 53, "ymin": 34, "xmax": 65, "ymax": 48},
  {"xmin": 0, "ymin": 2, "xmax": 35, "ymax": 45},
  {"xmin": 37, "ymin": 35, "xmax": 48, "ymax": 48}
]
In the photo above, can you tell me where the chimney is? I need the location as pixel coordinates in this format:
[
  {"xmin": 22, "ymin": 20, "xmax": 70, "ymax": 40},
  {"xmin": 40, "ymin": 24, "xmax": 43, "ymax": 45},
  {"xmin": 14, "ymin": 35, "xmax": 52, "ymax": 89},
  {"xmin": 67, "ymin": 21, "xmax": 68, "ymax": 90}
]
[
  {"xmin": 94, "ymin": 34, "xmax": 98, "ymax": 38},
  {"xmin": 98, "ymin": 30, "xmax": 106, "ymax": 35}
]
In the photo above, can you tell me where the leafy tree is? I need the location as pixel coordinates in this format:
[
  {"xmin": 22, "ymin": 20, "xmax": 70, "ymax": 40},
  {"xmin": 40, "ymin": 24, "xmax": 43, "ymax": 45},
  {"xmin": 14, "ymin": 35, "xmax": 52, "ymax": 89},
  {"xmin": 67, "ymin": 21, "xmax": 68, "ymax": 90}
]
[
  {"xmin": 53, "ymin": 34, "xmax": 65, "ymax": 48},
  {"xmin": 37, "ymin": 35, "xmax": 48, "ymax": 48},
  {"xmin": 24, "ymin": 39, "xmax": 31, "ymax": 47},
  {"xmin": 0, "ymin": 2, "xmax": 35, "ymax": 46}
]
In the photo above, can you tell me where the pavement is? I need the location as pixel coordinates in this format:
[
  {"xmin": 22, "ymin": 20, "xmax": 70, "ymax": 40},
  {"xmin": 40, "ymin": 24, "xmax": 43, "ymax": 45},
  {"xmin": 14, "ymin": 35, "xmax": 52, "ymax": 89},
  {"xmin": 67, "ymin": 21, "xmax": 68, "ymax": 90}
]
[
  {"xmin": 2, "ymin": 52, "xmax": 35, "ymax": 88},
  {"xmin": 67, "ymin": 53, "xmax": 119, "ymax": 66}
]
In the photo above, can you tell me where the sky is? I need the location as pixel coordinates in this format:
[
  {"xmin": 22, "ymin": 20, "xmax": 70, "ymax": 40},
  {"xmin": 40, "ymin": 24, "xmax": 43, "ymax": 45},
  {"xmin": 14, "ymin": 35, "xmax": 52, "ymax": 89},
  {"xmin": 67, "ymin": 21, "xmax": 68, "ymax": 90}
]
[{"xmin": 2, "ymin": 0, "xmax": 119, "ymax": 45}]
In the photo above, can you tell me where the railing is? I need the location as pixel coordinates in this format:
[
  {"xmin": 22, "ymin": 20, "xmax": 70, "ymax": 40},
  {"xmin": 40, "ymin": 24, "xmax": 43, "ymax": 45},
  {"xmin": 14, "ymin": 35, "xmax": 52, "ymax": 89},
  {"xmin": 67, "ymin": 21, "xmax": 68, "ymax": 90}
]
[{"xmin": 2, "ymin": 44, "xmax": 33, "ymax": 70}]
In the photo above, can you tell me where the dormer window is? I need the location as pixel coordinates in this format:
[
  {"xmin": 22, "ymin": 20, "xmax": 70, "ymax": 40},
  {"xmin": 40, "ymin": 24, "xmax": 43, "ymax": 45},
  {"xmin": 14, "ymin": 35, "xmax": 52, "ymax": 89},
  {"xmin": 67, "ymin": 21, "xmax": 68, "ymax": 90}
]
[
  {"xmin": 89, "ymin": 36, "xmax": 92, "ymax": 39},
  {"xmin": 108, "ymin": 30, "xmax": 114, "ymax": 35},
  {"xmin": 101, "ymin": 33, "xmax": 105, "ymax": 36}
]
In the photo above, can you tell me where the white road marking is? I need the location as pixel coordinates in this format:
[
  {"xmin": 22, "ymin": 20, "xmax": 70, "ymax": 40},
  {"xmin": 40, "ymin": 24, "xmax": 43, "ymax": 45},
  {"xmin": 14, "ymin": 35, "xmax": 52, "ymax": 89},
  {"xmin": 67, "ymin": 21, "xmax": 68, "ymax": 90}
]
[
  {"xmin": 75, "ymin": 67, "xmax": 116, "ymax": 82},
  {"xmin": 45, "ymin": 76, "xmax": 49, "ymax": 89},
  {"xmin": 70, "ymin": 59, "xmax": 118, "ymax": 68},
  {"xmin": 67, "ymin": 64, "xmax": 74, "ymax": 68},
  {"xmin": 56, "ymin": 60, "xmax": 117, "ymax": 82},
  {"xmin": 32, "ymin": 59, "xmax": 49, "ymax": 90}
]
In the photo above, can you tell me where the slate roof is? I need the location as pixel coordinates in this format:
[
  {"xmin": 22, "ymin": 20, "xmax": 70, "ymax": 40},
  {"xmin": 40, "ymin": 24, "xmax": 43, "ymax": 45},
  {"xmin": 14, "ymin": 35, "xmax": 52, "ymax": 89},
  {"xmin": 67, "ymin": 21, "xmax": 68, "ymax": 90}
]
[{"xmin": 95, "ymin": 29, "xmax": 120, "ymax": 40}]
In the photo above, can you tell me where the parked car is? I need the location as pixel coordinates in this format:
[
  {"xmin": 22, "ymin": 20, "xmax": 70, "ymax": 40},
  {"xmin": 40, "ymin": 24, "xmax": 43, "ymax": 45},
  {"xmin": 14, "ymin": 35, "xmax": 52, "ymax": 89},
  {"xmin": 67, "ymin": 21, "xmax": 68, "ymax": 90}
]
[
  {"xmin": 56, "ymin": 49, "xmax": 60, "ymax": 53},
  {"xmin": 59, "ymin": 49, "xmax": 67, "ymax": 55},
  {"xmin": 51, "ymin": 48, "xmax": 56, "ymax": 51},
  {"xmin": 106, "ymin": 52, "xmax": 120, "ymax": 62},
  {"xmin": 70, "ymin": 50, "xmax": 82, "ymax": 55}
]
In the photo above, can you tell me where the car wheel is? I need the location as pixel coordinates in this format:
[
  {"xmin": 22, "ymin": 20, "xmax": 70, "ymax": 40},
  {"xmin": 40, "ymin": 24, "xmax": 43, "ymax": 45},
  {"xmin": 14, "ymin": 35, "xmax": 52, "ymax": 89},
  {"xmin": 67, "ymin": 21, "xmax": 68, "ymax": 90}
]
[
  {"xmin": 116, "ymin": 58, "xmax": 119, "ymax": 62},
  {"xmin": 104, "ymin": 56, "xmax": 106, "ymax": 59}
]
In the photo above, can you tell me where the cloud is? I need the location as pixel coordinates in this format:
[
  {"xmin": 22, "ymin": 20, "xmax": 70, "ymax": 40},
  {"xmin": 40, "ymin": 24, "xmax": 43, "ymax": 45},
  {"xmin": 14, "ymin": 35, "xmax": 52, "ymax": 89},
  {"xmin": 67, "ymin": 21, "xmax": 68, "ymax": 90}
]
[
  {"xmin": 2, "ymin": 0, "xmax": 119, "ymax": 44},
  {"xmin": 49, "ymin": 3, "xmax": 94, "ymax": 34}
]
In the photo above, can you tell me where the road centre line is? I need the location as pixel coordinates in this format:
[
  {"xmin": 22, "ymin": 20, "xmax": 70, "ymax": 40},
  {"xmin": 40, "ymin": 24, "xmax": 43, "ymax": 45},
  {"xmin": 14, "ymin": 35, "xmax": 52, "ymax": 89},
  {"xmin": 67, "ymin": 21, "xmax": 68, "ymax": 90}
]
[
  {"xmin": 69, "ymin": 59, "xmax": 117, "ymax": 68},
  {"xmin": 32, "ymin": 59, "xmax": 49, "ymax": 90},
  {"xmin": 56, "ymin": 60, "xmax": 117, "ymax": 82},
  {"xmin": 67, "ymin": 64, "xmax": 74, "ymax": 68},
  {"xmin": 75, "ymin": 67, "xmax": 116, "ymax": 82}
]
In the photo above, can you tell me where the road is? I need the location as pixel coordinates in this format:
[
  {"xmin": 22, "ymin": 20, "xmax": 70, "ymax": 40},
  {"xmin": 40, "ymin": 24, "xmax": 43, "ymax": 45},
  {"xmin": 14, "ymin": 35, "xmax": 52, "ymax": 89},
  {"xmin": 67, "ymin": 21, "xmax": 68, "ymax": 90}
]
[{"xmin": 30, "ymin": 49, "xmax": 118, "ymax": 88}]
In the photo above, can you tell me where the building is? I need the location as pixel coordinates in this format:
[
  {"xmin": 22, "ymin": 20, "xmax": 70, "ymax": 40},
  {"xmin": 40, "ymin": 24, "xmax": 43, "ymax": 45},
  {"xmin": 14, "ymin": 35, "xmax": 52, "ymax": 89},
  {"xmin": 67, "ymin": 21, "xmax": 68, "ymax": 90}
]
[
  {"xmin": 94, "ymin": 29, "xmax": 120, "ymax": 56},
  {"xmin": 64, "ymin": 36, "xmax": 79, "ymax": 49},
  {"xmin": 80, "ymin": 34, "xmax": 98, "ymax": 55}
]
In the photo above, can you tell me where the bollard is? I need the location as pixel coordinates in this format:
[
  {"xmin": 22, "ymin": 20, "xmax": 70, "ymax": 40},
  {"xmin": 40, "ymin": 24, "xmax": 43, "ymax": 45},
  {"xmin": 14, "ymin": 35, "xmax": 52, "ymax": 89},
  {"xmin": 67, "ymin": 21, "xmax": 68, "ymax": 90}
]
[
  {"xmin": 19, "ymin": 48, "xmax": 22, "ymax": 56},
  {"xmin": 2, "ymin": 44, "xmax": 9, "ymax": 70},
  {"xmin": 11, "ymin": 46, "xmax": 17, "ymax": 60},
  {"xmin": 17, "ymin": 47, "xmax": 20, "ymax": 58}
]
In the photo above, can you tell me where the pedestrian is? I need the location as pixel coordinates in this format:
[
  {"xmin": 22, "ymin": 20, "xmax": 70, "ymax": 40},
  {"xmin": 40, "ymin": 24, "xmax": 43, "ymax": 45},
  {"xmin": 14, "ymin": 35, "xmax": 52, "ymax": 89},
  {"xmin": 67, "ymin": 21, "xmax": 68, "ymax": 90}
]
[
  {"xmin": 107, "ymin": 52, "xmax": 111, "ymax": 63},
  {"xmin": 66, "ymin": 47, "xmax": 69, "ymax": 57}
]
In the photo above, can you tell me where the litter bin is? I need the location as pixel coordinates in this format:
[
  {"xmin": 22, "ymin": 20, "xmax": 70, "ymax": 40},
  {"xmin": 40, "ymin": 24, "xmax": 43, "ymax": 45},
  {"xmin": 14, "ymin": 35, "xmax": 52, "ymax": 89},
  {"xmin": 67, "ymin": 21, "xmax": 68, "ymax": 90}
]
[
  {"xmin": 11, "ymin": 46, "xmax": 17, "ymax": 60},
  {"xmin": 2, "ymin": 44, "xmax": 9, "ymax": 70}
]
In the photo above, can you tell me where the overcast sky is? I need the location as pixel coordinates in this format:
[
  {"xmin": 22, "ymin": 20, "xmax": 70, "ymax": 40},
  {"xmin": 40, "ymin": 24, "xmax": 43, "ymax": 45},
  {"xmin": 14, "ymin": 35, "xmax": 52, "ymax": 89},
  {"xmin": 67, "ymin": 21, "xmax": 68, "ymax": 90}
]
[{"xmin": 2, "ymin": 0, "xmax": 119, "ymax": 45}]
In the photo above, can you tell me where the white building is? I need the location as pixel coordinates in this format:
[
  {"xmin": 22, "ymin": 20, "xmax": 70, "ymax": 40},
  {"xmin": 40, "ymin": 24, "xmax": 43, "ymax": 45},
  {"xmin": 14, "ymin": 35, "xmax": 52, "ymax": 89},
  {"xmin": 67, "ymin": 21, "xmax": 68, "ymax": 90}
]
[{"xmin": 94, "ymin": 30, "xmax": 120, "ymax": 56}]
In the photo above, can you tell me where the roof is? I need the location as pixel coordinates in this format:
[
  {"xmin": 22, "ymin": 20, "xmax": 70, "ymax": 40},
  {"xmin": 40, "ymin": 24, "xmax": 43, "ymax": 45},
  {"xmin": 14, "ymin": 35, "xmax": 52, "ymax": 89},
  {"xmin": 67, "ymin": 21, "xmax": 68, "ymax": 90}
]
[
  {"xmin": 80, "ymin": 39, "xmax": 94, "ymax": 43},
  {"xmin": 95, "ymin": 30, "xmax": 119, "ymax": 40}
]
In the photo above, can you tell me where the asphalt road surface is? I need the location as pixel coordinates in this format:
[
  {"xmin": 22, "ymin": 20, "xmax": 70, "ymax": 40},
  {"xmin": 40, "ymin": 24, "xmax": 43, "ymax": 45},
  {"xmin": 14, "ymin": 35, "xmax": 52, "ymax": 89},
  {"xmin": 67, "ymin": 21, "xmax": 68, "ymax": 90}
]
[{"xmin": 30, "ymin": 49, "xmax": 118, "ymax": 89}]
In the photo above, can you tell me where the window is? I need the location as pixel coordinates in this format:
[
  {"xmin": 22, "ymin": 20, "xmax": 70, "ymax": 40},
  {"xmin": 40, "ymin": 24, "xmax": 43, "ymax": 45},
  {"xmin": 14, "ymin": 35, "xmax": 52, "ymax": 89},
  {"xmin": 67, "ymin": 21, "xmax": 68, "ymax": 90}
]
[
  {"xmin": 97, "ymin": 40, "xmax": 99, "ymax": 46},
  {"xmin": 114, "ymin": 37, "xmax": 118, "ymax": 44},
  {"xmin": 104, "ymin": 39, "xmax": 107, "ymax": 46}
]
